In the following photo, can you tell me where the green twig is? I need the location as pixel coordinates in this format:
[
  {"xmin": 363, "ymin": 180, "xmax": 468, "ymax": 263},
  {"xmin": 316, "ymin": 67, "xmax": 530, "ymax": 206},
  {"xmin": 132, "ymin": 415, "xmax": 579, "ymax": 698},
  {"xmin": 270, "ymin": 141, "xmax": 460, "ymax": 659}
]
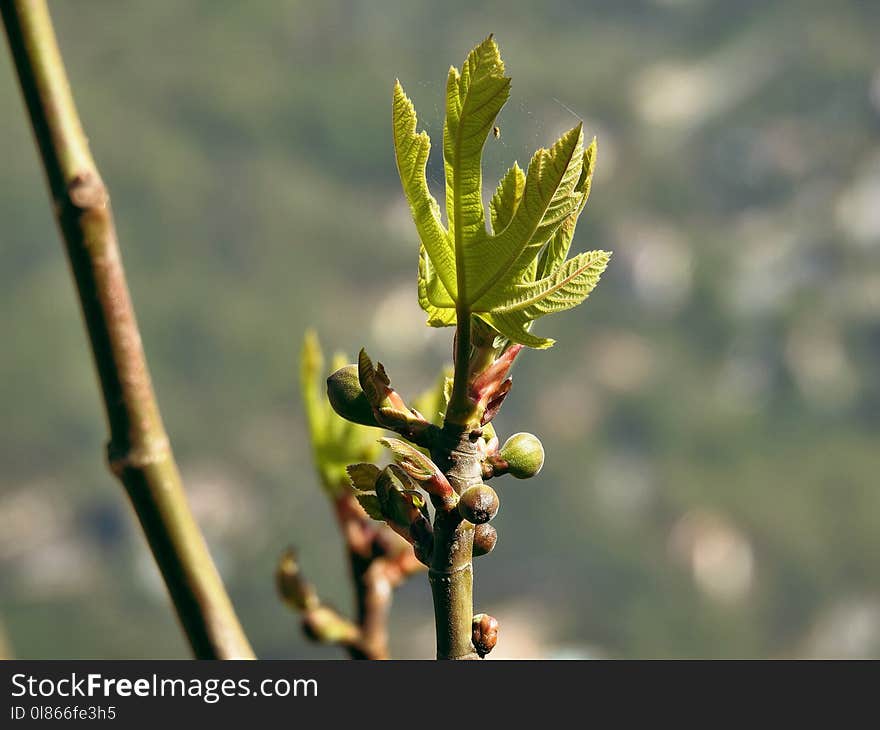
[
  {"xmin": 428, "ymin": 311, "xmax": 483, "ymax": 659},
  {"xmin": 1, "ymin": 0, "xmax": 253, "ymax": 659}
]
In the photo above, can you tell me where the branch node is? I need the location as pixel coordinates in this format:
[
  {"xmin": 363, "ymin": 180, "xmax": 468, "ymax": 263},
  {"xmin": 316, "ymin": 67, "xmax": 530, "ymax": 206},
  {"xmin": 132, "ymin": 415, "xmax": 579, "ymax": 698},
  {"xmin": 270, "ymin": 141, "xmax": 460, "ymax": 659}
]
[
  {"xmin": 67, "ymin": 171, "xmax": 108, "ymax": 210},
  {"xmin": 107, "ymin": 436, "xmax": 171, "ymax": 477}
]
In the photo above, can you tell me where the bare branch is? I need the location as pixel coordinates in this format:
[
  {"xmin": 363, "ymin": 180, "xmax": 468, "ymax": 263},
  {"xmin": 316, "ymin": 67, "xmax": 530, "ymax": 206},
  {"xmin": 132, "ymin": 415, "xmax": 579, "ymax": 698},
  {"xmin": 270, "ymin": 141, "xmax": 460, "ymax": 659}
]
[{"xmin": 1, "ymin": 0, "xmax": 253, "ymax": 659}]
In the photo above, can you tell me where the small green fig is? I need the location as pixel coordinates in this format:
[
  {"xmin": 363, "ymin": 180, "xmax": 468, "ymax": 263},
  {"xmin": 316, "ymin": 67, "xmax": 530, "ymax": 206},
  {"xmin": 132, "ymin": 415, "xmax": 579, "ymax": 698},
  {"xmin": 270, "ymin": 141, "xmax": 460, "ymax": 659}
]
[
  {"xmin": 458, "ymin": 484, "xmax": 499, "ymax": 524},
  {"xmin": 499, "ymin": 432, "xmax": 544, "ymax": 479},
  {"xmin": 326, "ymin": 364, "xmax": 377, "ymax": 426},
  {"xmin": 472, "ymin": 523, "xmax": 497, "ymax": 556}
]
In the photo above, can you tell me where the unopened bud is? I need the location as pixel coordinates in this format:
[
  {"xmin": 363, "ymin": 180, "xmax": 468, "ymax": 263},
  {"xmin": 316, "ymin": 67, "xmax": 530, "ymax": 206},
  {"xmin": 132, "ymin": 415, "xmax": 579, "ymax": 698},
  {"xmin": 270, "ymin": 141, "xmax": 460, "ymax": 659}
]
[
  {"xmin": 499, "ymin": 432, "xmax": 544, "ymax": 479},
  {"xmin": 458, "ymin": 484, "xmax": 499, "ymax": 524},
  {"xmin": 472, "ymin": 613, "xmax": 499, "ymax": 657},
  {"xmin": 327, "ymin": 364, "xmax": 378, "ymax": 426},
  {"xmin": 380, "ymin": 437, "xmax": 455, "ymax": 503},
  {"xmin": 276, "ymin": 549, "xmax": 318, "ymax": 611},
  {"xmin": 472, "ymin": 523, "xmax": 497, "ymax": 557},
  {"xmin": 376, "ymin": 466, "xmax": 425, "ymax": 527}
]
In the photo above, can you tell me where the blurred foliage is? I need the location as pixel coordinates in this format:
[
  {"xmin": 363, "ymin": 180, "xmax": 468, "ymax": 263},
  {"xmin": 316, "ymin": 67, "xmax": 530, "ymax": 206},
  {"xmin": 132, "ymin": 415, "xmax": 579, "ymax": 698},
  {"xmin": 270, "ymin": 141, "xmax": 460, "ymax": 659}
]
[
  {"xmin": 299, "ymin": 330, "xmax": 381, "ymax": 494},
  {"xmin": 1, "ymin": 0, "xmax": 879, "ymax": 658}
]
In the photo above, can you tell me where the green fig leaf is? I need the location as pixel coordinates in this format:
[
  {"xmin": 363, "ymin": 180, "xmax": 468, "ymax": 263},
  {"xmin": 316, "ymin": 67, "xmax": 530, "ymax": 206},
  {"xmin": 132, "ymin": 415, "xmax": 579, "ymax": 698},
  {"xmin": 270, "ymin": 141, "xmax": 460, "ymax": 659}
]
[
  {"xmin": 393, "ymin": 81, "xmax": 457, "ymax": 299},
  {"xmin": 393, "ymin": 37, "xmax": 610, "ymax": 348}
]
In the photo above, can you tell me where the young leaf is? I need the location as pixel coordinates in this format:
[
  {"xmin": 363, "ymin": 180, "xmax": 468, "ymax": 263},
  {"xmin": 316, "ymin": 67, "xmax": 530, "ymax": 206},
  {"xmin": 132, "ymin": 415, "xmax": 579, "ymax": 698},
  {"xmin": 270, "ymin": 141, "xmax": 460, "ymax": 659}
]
[
  {"xmin": 375, "ymin": 406, "xmax": 415, "ymax": 429},
  {"xmin": 481, "ymin": 250, "xmax": 611, "ymax": 348},
  {"xmin": 355, "ymin": 493, "xmax": 384, "ymax": 521},
  {"xmin": 480, "ymin": 311, "xmax": 553, "ymax": 349},
  {"xmin": 393, "ymin": 81, "xmax": 457, "ymax": 299},
  {"xmin": 467, "ymin": 124, "xmax": 585, "ymax": 305},
  {"xmin": 535, "ymin": 139, "xmax": 597, "ymax": 279},
  {"xmin": 380, "ymin": 437, "xmax": 436, "ymax": 481},
  {"xmin": 418, "ymin": 248, "xmax": 457, "ymax": 327},
  {"xmin": 442, "ymin": 35, "xmax": 511, "ymax": 251},
  {"xmin": 357, "ymin": 348, "xmax": 386, "ymax": 405},
  {"xmin": 486, "ymin": 250, "xmax": 611, "ymax": 317},
  {"xmin": 347, "ymin": 463, "xmax": 381, "ymax": 492},
  {"xmin": 393, "ymin": 36, "xmax": 610, "ymax": 348},
  {"xmin": 489, "ymin": 163, "xmax": 525, "ymax": 235}
]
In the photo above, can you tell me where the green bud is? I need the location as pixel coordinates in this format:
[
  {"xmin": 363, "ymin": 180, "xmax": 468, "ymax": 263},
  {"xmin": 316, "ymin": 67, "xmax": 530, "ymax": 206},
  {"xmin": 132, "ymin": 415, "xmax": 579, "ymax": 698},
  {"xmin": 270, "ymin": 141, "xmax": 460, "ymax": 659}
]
[
  {"xmin": 472, "ymin": 523, "xmax": 497, "ymax": 557},
  {"xmin": 499, "ymin": 432, "xmax": 544, "ymax": 479},
  {"xmin": 458, "ymin": 484, "xmax": 499, "ymax": 525},
  {"xmin": 326, "ymin": 364, "xmax": 377, "ymax": 427}
]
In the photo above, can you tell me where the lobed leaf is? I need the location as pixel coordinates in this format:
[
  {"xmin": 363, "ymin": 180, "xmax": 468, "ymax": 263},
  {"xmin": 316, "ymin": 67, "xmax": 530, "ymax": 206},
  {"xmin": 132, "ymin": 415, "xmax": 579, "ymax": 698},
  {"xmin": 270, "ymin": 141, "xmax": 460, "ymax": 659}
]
[
  {"xmin": 443, "ymin": 35, "xmax": 511, "ymax": 253},
  {"xmin": 393, "ymin": 37, "xmax": 610, "ymax": 348},
  {"xmin": 535, "ymin": 139, "xmax": 597, "ymax": 279},
  {"xmin": 493, "ymin": 250, "xmax": 611, "ymax": 317},
  {"xmin": 417, "ymin": 247, "xmax": 457, "ymax": 326},
  {"xmin": 393, "ymin": 81, "xmax": 457, "ymax": 298},
  {"xmin": 489, "ymin": 162, "xmax": 525, "ymax": 235},
  {"xmin": 467, "ymin": 124, "xmax": 585, "ymax": 307}
]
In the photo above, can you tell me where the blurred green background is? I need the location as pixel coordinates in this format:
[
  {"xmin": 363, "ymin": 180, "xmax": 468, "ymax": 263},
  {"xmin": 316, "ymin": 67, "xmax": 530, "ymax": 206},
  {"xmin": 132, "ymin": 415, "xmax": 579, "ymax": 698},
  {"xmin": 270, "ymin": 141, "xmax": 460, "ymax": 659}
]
[{"xmin": 1, "ymin": 0, "xmax": 879, "ymax": 659}]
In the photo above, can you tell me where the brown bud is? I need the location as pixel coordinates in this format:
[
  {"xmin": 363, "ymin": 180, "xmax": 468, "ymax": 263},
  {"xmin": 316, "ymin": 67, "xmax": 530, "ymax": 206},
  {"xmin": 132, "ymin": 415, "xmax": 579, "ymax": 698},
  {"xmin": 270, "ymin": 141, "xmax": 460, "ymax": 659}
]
[
  {"xmin": 472, "ymin": 523, "xmax": 497, "ymax": 557},
  {"xmin": 458, "ymin": 484, "xmax": 499, "ymax": 525},
  {"xmin": 472, "ymin": 613, "xmax": 499, "ymax": 658}
]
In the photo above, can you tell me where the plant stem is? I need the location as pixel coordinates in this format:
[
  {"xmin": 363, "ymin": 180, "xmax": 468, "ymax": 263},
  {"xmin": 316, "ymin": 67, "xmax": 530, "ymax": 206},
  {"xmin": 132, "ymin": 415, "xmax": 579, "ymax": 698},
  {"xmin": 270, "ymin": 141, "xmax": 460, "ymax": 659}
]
[
  {"xmin": 338, "ymin": 494, "xmax": 393, "ymax": 660},
  {"xmin": 424, "ymin": 295, "xmax": 488, "ymax": 660},
  {"xmin": 281, "ymin": 495, "xmax": 424, "ymax": 659},
  {"xmin": 349, "ymin": 554, "xmax": 392, "ymax": 660},
  {"xmin": 446, "ymin": 308, "xmax": 475, "ymax": 427},
  {"xmin": 2, "ymin": 0, "xmax": 253, "ymax": 659},
  {"xmin": 428, "ymin": 422, "xmax": 483, "ymax": 660}
]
